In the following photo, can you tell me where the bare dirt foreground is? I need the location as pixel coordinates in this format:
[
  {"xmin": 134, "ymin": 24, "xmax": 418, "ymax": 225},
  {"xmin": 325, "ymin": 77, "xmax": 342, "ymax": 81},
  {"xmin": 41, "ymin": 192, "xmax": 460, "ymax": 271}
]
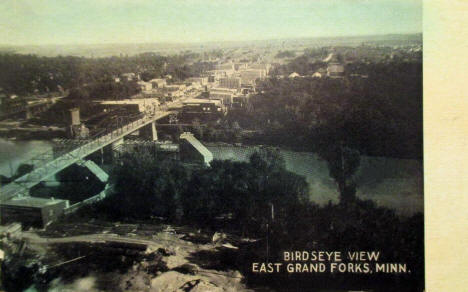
[{"xmin": 1, "ymin": 221, "xmax": 255, "ymax": 292}]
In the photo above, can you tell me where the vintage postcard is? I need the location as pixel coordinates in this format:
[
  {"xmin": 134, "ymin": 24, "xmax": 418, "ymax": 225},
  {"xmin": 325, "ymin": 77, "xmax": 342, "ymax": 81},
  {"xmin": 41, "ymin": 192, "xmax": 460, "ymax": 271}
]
[{"xmin": 0, "ymin": 1, "xmax": 430, "ymax": 291}]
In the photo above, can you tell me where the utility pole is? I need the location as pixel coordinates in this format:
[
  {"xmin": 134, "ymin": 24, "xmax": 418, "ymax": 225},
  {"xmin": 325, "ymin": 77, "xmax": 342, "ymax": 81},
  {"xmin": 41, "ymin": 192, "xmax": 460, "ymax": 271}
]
[
  {"xmin": 266, "ymin": 202, "xmax": 274, "ymax": 263},
  {"xmin": 266, "ymin": 222, "xmax": 269, "ymax": 262},
  {"xmin": 340, "ymin": 141, "xmax": 345, "ymax": 196}
]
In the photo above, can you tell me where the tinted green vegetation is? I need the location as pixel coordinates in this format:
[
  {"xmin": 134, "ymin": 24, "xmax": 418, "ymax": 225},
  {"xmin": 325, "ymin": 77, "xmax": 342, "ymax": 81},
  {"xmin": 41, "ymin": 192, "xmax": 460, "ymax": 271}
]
[
  {"xmin": 109, "ymin": 152, "xmax": 189, "ymax": 221},
  {"xmin": 92, "ymin": 149, "xmax": 307, "ymax": 233},
  {"xmin": 0, "ymin": 52, "xmax": 210, "ymax": 97},
  {"xmin": 0, "ymin": 163, "xmax": 34, "ymax": 184},
  {"xmin": 275, "ymin": 50, "xmax": 296, "ymax": 59},
  {"xmin": 230, "ymin": 61, "xmax": 422, "ymax": 159},
  {"xmin": 248, "ymin": 201, "xmax": 424, "ymax": 291},
  {"xmin": 78, "ymin": 150, "xmax": 422, "ymax": 290},
  {"xmin": 271, "ymin": 48, "xmax": 328, "ymax": 76},
  {"xmin": 67, "ymin": 79, "xmax": 141, "ymax": 101}
]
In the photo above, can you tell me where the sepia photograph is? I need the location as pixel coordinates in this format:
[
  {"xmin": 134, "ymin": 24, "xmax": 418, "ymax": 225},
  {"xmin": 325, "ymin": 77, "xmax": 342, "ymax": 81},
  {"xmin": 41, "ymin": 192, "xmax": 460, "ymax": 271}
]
[{"xmin": 0, "ymin": 1, "xmax": 427, "ymax": 291}]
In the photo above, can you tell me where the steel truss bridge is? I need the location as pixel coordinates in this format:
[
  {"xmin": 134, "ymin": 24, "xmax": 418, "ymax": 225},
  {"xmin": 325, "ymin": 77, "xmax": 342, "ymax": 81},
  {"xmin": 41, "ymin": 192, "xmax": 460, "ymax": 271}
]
[{"xmin": 0, "ymin": 104, "xmax": 180, "ymax": 202}]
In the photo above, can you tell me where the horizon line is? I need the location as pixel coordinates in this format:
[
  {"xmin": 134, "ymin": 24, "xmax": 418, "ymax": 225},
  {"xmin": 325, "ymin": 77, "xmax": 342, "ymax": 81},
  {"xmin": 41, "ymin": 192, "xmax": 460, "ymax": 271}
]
[{"xmin": 0, "ymin": 32, "xmax": 422, "ymax": 48}]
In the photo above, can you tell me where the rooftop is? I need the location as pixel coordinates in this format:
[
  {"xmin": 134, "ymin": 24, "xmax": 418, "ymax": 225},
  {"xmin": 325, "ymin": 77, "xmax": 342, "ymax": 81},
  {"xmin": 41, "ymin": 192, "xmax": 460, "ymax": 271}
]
[
  {"xmin": 327, "ymin": 63, "xmax": 345, "ymax": 73},
  {"xmin": 210, "ymin": 88, "xmax": 237, "ymax": 93},
  {"xmin": 1, "ymin": 196, "xmax": 68, "ymax": 208},
  {"xmin": 183, "ymin": 98, "xmax": 222, "ymax": 105}
]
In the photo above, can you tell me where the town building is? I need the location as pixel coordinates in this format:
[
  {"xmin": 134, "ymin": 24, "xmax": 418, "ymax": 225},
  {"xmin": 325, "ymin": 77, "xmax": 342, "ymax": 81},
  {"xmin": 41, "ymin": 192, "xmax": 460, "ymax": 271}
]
[
  {"xmin": 241, "ymin": 86, "xmax": 255, "ymax": 95},
  {"xmin": 163, "ymin": 84, "xmax": 186, "ymax": 98},
  {"xmin": 121, "ymin": 73, "xmax": 138, "ymax": 81},
  {"xmin": 206, "ymin": 70, "xmax": 233, "ymax": 82},
  {"xmin": 149, "ymin": 78, "xmax": 167, "ymax": 88},
  {"xmin": 137, "ymin": 81, "xmax": 153, "ymax": 92},
  {"xmin": 240, "ymin": 69, "xmax": 266, "ymax": 86},
  {"xmin": 181, "ymin": 99, "xmax": 225, "ymax": 116},
  {"xmin": 98, "ymin": 98, "xmax": 160, "ymax": 115},
  {"xmin": 232, "ymin": 95, "xmax": 250, "ymax": 109},
  {"xmin": 249, "ymin": 63, "xmax": 271, "ymax": 75},
  {"xmin": 209, "ymin": 88, "xmax": 238, "ymax": 107},
  {"xmin": 208, "ymin": 75, "xmax": 216, "ymax": 83},
  {"xmin": 186, "ymin": 77, "xmax": 209, "ymax": 86},
  {"xmin": 216, "ymin": 62, "xmax": 235, "ymax": 71},
  {"xmin": 327, "ymin": 63, "xmax": 345, "ymax": 78},
  {"xmin": 0, "ymin": 197, "xmax": 69, "ymax": 228},
  {"xmin": 0, "ymin": 96, "xmax": 27, "ymax": 118},
  {"xmin": 234, "ymin": 63, "xmax": 248, "ymax": 71},
  {"xmin": 219, "ymin": 77, "xmax": 242, "ymax": 89},
  {"xmin": 164, "ymin": 84, "xmax": 186, "ymax": 92}
]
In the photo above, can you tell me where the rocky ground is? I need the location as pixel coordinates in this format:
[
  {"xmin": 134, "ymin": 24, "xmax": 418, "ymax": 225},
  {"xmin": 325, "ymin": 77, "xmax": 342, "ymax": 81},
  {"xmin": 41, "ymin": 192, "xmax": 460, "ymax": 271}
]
[{"xmin": 1, "ymin": 221, "xmax": 257, "ymax": 292}]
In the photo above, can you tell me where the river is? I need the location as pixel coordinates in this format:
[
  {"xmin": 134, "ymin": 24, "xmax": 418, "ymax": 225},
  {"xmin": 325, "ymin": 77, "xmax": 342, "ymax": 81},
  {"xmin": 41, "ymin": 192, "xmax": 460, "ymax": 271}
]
[
  {"xmin": 206, "ymin": 145, "xmax": 423, "ymax": 217},
  {"xmin": 0, "ymin": 139, "xmax": 423, "ymax": 217},
  {"xmin": 0, "ymin": 138, "xmax": 53, "ymax": 177}
]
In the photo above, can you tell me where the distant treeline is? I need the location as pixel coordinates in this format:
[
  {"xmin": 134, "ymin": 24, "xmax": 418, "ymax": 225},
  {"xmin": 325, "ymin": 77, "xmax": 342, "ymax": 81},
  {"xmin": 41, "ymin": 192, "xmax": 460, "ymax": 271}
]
[
  {"xmin": 0, "ymin": 52, "xmax": 215, "ymax": 97},
  {"xmin": 271, "ymin": 46, "xmax": 421, "ymax": 77},
  {"xmin": 271, "ymin": 47, "xmax": 329, "ymax": 76},
  {"xmin": 67, "ymin": 80, "xmax": 141, "ymax": 101},
  {"xmin": 275, "ymin": 50, "xmax": 296, "ymax": 59}
]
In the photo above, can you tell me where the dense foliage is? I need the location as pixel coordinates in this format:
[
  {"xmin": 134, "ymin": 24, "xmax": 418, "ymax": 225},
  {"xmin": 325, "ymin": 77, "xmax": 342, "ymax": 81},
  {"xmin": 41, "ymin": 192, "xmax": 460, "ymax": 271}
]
[
  {"xmin": 0, "ymin": 52, "xmax": 208, "ymax": 96},
  {"xmin": 99, "ymin": 149, "xmax": 307, "ymax": 234},
  {"xmin": 0, "ymin": 163, "xmax": 34, "ymax": 184},
  {"xmin": 108, "ymin": 152, "xmax": 188, "ymax": 221},
  {"xmin": 181, "ymin": 150, "xmax": 308, "ymax": 234},
  {"xmin": 275, "ymin": 50, "xmax": 296, "ymax": 59},
  {"xmin": 235, "ymin": 61, "xmax": 422, "ymax": 158},
  {"xmin": 248, "ymin": 200, "xmax": 424, "ymax": 291},
  {"xmin": 270, "ymin": 47, "xmax": 329, "ymax": 76},
  {"xmin": 79, "ymin": 151, "xmax": 423, "ymax": 290},
  {"xmin": 67, "ymin": 79, "xmax": 141, "ymax": 100}
]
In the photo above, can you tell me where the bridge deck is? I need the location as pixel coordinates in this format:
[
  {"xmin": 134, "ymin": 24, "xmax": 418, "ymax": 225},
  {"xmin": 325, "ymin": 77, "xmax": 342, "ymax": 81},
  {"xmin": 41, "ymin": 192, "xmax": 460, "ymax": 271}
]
[{"xmin": 0, "ymin": 110, "xmax": 174, "ymax": 202}]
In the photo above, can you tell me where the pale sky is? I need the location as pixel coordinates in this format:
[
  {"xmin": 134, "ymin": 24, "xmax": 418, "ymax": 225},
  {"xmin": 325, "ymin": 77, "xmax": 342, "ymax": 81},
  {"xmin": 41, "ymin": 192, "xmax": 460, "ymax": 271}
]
[{"xmin": 0, "ymin": 0, "xmax": 422, "ymax": 45}]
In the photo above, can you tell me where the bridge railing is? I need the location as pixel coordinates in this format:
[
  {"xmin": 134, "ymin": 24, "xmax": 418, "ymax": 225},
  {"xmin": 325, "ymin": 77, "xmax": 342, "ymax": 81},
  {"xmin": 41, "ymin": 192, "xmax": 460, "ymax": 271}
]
[
  {"xmin": 15, "ymin": 113, "xmax": 147, "ymax": 170},
  {"xmin": 17, "ymin": 101, "xmax": 175, "ymax": 171},
  {"xmin": 2, "ymin": 114, "xmax": 147, "ymax": 187},
  {"xmin": 1, "ymin": 97, "xmax": 184, "ymax": 200}
]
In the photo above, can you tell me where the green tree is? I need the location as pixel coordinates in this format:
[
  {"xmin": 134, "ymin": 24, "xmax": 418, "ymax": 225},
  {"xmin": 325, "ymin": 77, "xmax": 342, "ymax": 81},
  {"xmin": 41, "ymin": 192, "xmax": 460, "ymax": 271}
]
[
  {"xmin": 318, "ymin": 143, "xmax": 360, "ymax": 203},
  {"xmin": 110, "ymin": 152, "xmax": 188, "ymax": 220}
]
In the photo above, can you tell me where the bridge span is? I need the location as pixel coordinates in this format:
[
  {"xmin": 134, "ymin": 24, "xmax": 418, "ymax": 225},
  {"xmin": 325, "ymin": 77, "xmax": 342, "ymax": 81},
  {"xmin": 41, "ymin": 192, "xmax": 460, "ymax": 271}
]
[{"xmin": 0, "ymin": 105, "xmax": 181, "ymax": 202}]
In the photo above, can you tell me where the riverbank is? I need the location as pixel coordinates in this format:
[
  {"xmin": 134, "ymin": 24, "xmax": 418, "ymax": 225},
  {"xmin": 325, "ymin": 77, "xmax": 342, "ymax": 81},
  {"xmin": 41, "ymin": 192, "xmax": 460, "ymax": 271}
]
[
  {"xmin": 0, "ymin": 138, "xmax": 423, "ymax": 217},
  {"xmin": 0, "ymin": 120, "xmax": 65, "ymax": 140},
  {"xmin": 204, "ymin": 142, "xmax": 423, "ymax": 217}
]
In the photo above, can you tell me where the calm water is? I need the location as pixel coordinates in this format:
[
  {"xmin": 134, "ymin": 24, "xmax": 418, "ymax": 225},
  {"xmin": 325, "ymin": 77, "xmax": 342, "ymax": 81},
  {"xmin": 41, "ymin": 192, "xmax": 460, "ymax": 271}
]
[
  {"xmin": 0, "ymin": 138, "xmax": 53, "ymax": 177},
  {"xmin": 0, "ymin": 139, "xmax": 423, "ymax": 216},
  {"xmin": 207, "ymin": 145, "xmax": 423, "ymax": 216}
]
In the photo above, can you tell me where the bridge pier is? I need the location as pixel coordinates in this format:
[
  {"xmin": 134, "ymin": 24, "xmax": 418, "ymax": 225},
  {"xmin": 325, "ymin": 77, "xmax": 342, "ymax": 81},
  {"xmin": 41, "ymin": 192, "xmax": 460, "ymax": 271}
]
[
  {"xmin": 102, "ymin": 138, "xmax": 124, "ymax": 163},
  {"xmin": 151, "ymin": 121, "xmax": 158, "ymax": 141},
  {"xmin": 77, "ymin": 159, "xmax": 109, "ymax": 183},
  {"xmin": 138, "ymin": 122, "xmax": 158, "ymax": 141},
  {"xmin": 0, "ymin": 109, "xmax": 176, "ymax": 204}
]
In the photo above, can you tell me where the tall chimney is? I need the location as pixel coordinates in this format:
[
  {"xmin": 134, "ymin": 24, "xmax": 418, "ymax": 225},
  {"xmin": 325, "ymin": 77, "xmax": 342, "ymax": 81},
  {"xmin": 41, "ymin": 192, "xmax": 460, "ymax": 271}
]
[{"xmin": 69, "ymin": 108, "xmax": 80, "ymax": 126}]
